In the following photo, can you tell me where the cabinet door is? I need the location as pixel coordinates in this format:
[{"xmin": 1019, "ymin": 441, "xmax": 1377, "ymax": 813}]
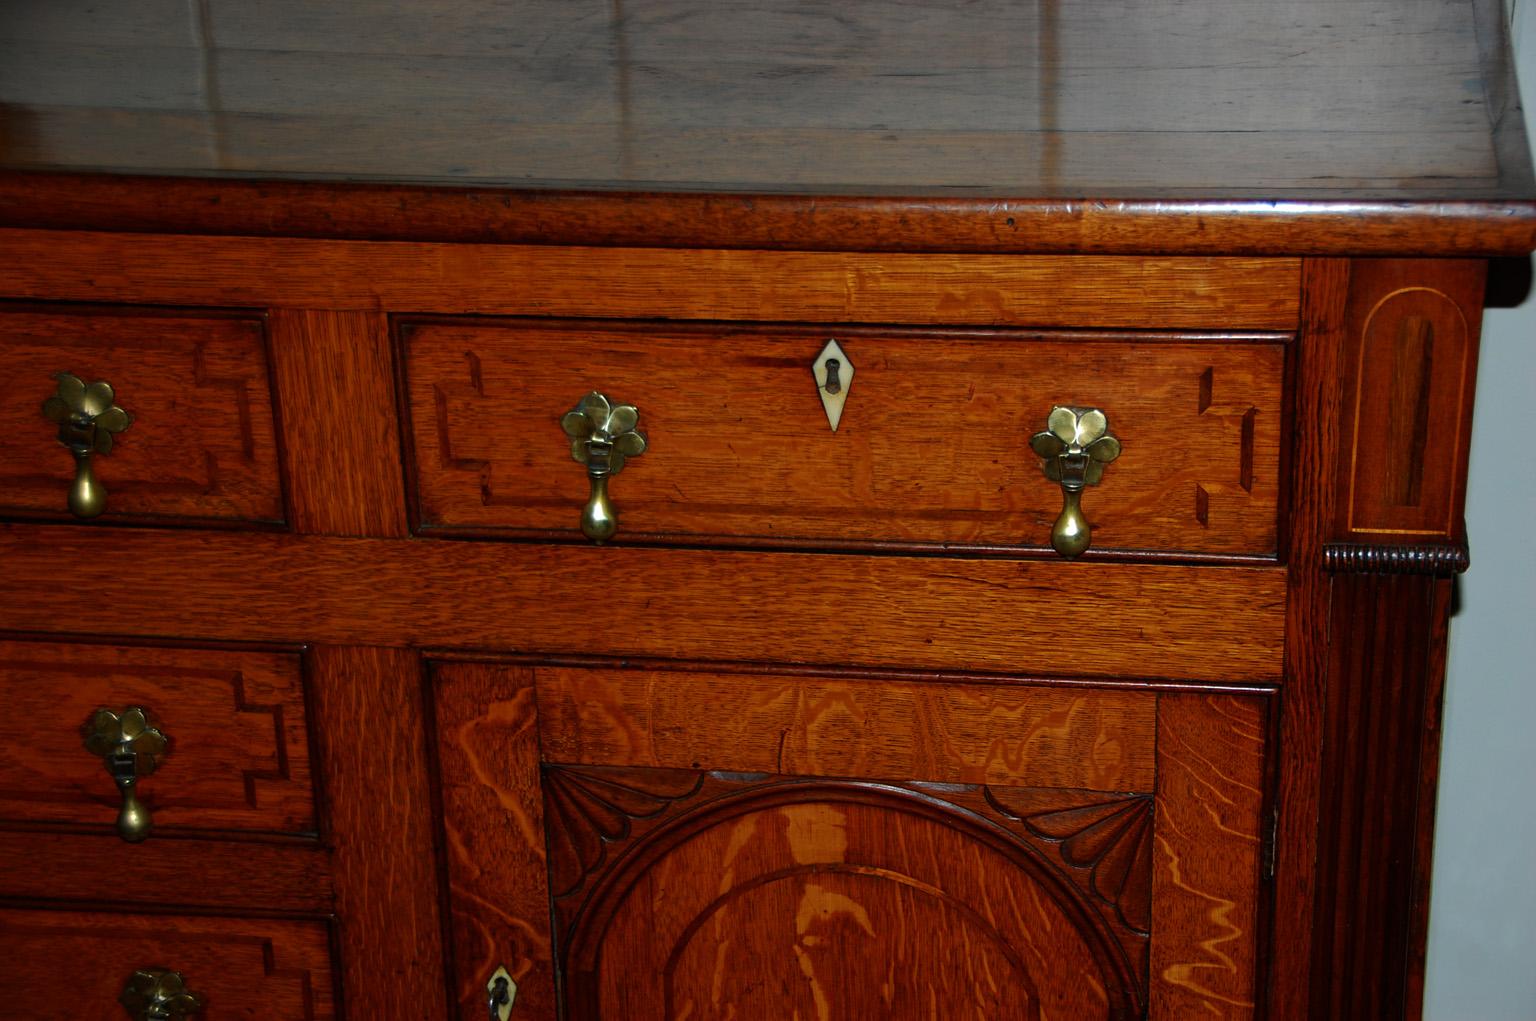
[{"xmin": 433, "ymin": 662, "xmax": 1270, "ymax": 1020}]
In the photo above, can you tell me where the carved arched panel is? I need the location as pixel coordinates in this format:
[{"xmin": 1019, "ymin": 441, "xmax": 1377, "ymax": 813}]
[{"xmin": 544, "ymin": 766, "xmax": 1147, "ymax": 1020}]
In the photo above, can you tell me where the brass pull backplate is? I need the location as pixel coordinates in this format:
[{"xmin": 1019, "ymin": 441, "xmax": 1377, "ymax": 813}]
[
  {"xmin": 561, "ymin": 391, "xmax": 646, "ymax": 543},
  {"xmin": 83, "ymin": 707, "xmax": 167, "ymax": 843},
  {"xmin": 119, "ymin": 968, "xmax": 204, "ymax": 1020},
  {"xmin": 42, "ymin": 371, "xmax": 132, "ymax": 518},
  {"xmin": 1030, "ymin": 406, "xmax": 1121, "ymax": 558}
]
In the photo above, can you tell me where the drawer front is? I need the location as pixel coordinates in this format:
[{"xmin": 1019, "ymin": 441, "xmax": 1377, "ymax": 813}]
[
  {"xmin": 0, "ymin": 307, "xmax": 284, "ymax": 525},
  {"xmin": 0, "ymin": 640, "xmax": 316, "ymax": 837},
  {"xmin": 433, "ymin": 660, "xmax": 1273, "ymax": 1020},
  {"xmin": 0, "ymin": 908, "xmax": 336, "ymax": 1020},
  {"xmin": 404, "ymin": 320, "xmax": 1285, "ymax": 556}
]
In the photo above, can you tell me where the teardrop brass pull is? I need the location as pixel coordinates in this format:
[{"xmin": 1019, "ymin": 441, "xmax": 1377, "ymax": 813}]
[
  {"xmin": 119, "ymin": 969, "xmax": 204, "ymax": 1020},
  {"xmin": 561, "ymin": 391, "xmax": 647, "ymax": 543},
  {"xmin": 42, "ymin": 371, "xmax": 133, "ymax": 518},
  {"xmin": 1029, "ymin": 406, "xmax": 1121, "ymax": 559},
  {"xmin": 83, "ymin": 707, "xmax": 167, "ymax": 843}
]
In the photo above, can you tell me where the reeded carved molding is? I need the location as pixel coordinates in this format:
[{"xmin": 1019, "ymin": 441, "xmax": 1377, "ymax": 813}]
[{"xmin": 1323, "ymin": 541, "xmax": 1469, "ymax": 576}]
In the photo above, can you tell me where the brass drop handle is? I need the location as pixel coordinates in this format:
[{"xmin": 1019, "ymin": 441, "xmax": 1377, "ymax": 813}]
[
  {"xmin": 561, "ymin": 391, "xmax": 647, "ymax": 543},
  {"xmin": 119, "ymin": 968, "xmax": 204, "ymax": 1020},
  {"xmin": 83, "ymin": 707, "xmax": 168, "ymax": 843},
  {"xmin": 42, "ymin": 371, "xmax": 133, "ymax": 518},
  {"xmin": 1029, "ymin": 406, "xmax": 1121, "ymax": 559}
]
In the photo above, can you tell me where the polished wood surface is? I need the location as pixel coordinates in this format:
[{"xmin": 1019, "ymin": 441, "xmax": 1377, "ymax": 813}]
[
  {"xmin": 1, "ymin": 1, "xmax": 1532, "ymax": 254},
  {"xmin": 306, "ymin": 646, "xmax": 448, "ymax": 1019},
  {"xmin": 0, "ymin": 525, "xmax": 1289, "ymax": 682},
  {"xmin": 430, "ymin": 659, "xmax": 1278, "ymax": 1017},
  {"xmin": 406, "ymin": 321, "xmax": 1285, "ymax": 556},
  {"xmin": 0, "ymin": 230, "xmax": 1302, "ymax": 330},
  {"xmin": 431, "ymin": 661, "xmax": 557, "ymax": 1020},
  {"xmin": 0, "ymin": 306, "xmax": 284, "ymax": 526},
  {"xmin": 536, "ymin": 665, "xmax": 1156, "ymax": 792},
  {"xmin": 1312, "ymin": 576, "xmax": 1454, "ymax": 1020},
  {"xmin": 564, "ymin": 772, "xmax": 1130, "ymax": 1019},
  {"xmin": 267, "ymin": 309, "xmax": 408, "ymax": 538},
  {"xmin": 0, "ymin": 907, "xmax": 336, "ymax": 1020},
  {"xmin": 4, "ymin": 173, "xmax": 1536, "ymax": 257},
  {"xmin": 1149, "ymin": 693, "xmax": 1268, "ymax": 1018},
  {"xmin": 0, "ymin": 829, "xmax": 332, "ymax": 913},
  {"xmin": 1335, "ymin": 260, "xmax": 1487, "ymax": 544},
  {"xmin": 1269, "ymin": 258, "xmax": 1352, "ymax": 1020},
  {"xmin": 0, "ymin": 639, "xmax": 315, "ymax": 835},
  {"xmin": 0, "ymin": 7, "xmax": 1524, "ymax": 1011}
]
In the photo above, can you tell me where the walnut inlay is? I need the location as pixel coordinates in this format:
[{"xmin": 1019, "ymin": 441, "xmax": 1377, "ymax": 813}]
[
  {"xmin": 1384, "ymin": 314, "xmax": 1435, "ymax": 507},
  {"xmin": 1341, "ymin": 261, "xmax": 1485, "ymax": 540}
]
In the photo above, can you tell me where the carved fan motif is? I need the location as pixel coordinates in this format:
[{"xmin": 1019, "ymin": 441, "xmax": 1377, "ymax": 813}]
[
  {"xmin": 542, "ymin": 765, "xmax": 704, "ymax": 897},
  {"xmin": 1004, "ymin": 793, "xmax": 1154, "ymax": 934}
]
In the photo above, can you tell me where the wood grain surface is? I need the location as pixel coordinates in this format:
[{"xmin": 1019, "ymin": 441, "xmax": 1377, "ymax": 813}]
[
  {"xmin": 535, "ymin": 666, "xmax": 1156, "ymax": 792},
  {"xmin": 1, "ymin": 0, "xmax": 1529, "ymax": 215},
  {"xmin": 0, "ymin": 306, "xmax": 284, "ymax": 526},
  {"xmin": 406, "ymin": 321, "xmax": 1285, "ymax": 556},
  {"xmin": 306, "ymin": 646, "xmax": 448, "ymax": 1019},
  {"xmin": 1335, "ymin": 260, "xmax": 1486, "ymax": 542},
  {"xmin": 1149, "ymin": 693, "xmax": 1268, "ymax": 1019},
  {"xmin": 3, "ymin": 173, "xmax": 1535, "ymax": 257},
  {"xmin": 430, "ymin": 662, "xmax": 556, "ymax": 1020},
  {"xmin": 0, "ymin": 639, "xmax": 315, "ymax": 835},
  {"xmin": 553, "ymin": 772, "xmax": 1128, "ymax": 1020},
  {"xmin": 0, "ymin": 829, "xmax": 331, "ymax": 914},
  {"xmin": 0, "ymin": 525, "xmax": 1288, "ymax": 682},
  {"xmin": 1269, "ymin": 258, "xmax": 1352, "ymax": 1019},
  {"xmin": 1311, "ymin": 575, "xmax": 1450, "ymax": 1020},
  {"xmin": 0, "ymin": 229, "xmax": 1302, "ymax": 330},
  {"xmin": 266, "ymin": 308, "xmax": 408, "ymax": 537},
  {"xmin": 0, "ymin": 907, "xmax": 336, "ymax": 1020}
]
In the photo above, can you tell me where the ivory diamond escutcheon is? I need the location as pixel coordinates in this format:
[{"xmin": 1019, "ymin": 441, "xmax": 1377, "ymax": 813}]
[{"xmin": 812, "ymin": 338, "xmax": 854, "ymax": 431}]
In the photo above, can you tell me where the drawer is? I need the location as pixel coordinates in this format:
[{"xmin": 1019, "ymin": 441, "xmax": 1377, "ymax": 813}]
[
  {"xmin": 0, "ymin": 640, "xmax": 317, "ymax": 838},
  {"xmin": 0, "ymin": 306, "xmax": 284, "ymax": 526},
  {"xmin": 403, "ymin": 319, "xmax": 1286, "ymax": 557},
  {"xmin": 0, "ymin": 907, "xmax": 336, "ymax": 1019},
  {"xmin": 432, "ymin": 659, "xmax": 1274, "ymax": 1019}
]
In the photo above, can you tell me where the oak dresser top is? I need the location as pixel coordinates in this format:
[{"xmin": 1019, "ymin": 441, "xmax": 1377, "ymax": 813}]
[{"xmin": 2, "ymin": 0, "xmax": 1534, "ymax": 254}]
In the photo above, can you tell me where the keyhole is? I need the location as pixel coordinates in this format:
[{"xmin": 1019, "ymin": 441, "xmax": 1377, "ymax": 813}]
[
  {"xmin": 488, "ymin": 976, "xmax": 510, "ymax": 1020},
  {"xmin": 823, "ymin": 358, "xmax": 842, "ymax": 395}
]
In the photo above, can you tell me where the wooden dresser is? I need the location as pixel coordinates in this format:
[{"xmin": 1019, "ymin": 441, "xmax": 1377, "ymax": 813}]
[{"xmin": 0, "ymin": 3, "xmax": 1531, "ymax": 1018}]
